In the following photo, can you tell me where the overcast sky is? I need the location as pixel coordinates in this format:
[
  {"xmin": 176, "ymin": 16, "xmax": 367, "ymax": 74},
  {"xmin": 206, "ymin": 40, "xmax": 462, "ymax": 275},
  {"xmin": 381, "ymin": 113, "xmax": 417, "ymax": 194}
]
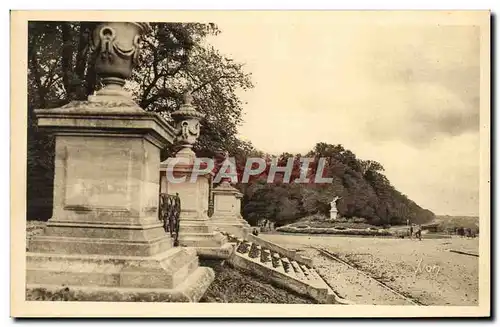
[{"xmin": 208, "ymin": 12, "xmax": 482, "ymax": 216}]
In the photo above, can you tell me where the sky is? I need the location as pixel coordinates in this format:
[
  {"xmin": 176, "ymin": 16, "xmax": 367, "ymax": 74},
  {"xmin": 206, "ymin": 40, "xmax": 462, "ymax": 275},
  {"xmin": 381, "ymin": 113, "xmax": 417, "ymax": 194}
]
[{"xmin": 207, "ymin": 12, "xmax": 483, "ymax": 217}]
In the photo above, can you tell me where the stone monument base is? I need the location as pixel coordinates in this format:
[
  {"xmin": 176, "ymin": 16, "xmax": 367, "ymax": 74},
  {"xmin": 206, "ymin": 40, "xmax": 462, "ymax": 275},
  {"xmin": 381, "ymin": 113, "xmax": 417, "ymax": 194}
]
[
  {"xmin": 27, "ymin": 101, "xmax": 215, "ymax": 302},
  {"xmin": 329, "ymin": 209, "xmax": 338, "ymax": 221},
  {"xmin": 29, "ymin": 220, "xmax": 173, "ymax": 257},
  {"xmin": 209, "ymin": 180, "xmax": 251, "ymax": 239},
  {"xmin": 210, "ymin": 219, "xmax": 252, "ymax": 239},
  {"xmin": 177, "ymin": 216, "xmax": 229, "ymax": 246},
  {"xmin": 26, "ymin": 247, "xmax": 215, "ymax": 302},
  {"xmin": 178, "ymin": 220, "xmax": 234, "ymax": 259}
]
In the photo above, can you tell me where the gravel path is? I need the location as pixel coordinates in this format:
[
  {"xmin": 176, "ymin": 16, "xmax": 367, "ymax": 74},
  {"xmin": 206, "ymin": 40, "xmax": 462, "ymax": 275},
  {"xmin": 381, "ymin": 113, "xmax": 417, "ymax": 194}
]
[
  {"xmin": 301, "ymin": 247, "xmax": 413, "ymax": 305},
  {"xmin": 261, "ymin": 233, "xmax": 479, "ymax": 306}
]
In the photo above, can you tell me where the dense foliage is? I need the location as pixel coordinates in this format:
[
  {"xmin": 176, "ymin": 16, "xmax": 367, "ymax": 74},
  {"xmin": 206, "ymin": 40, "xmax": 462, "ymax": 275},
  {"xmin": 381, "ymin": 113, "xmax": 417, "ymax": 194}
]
[
  {"xmin": 433, "ymin": 215, "xmax": 479, "ymax": 234},
  {"xmin": 236, "ymin": 143, "xmax": 435, "ymax": 226},
  {"xmin": 27, "ymin": 22, "xmax": 434, "ymax": 226}
]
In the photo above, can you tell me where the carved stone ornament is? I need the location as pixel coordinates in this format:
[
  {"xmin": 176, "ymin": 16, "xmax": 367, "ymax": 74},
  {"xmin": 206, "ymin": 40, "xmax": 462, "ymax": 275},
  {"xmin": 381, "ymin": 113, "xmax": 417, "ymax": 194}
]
[
  {"xmin": 90, "ymin": 22, "xmax": 151, "ymax": 88},
  {"xmin": 178, "ymin": 120, "xmax": 201, "ymax": 145},
  {"xmin": 172, "ymin": 91, "xmax": 205, "ymax": 147}
]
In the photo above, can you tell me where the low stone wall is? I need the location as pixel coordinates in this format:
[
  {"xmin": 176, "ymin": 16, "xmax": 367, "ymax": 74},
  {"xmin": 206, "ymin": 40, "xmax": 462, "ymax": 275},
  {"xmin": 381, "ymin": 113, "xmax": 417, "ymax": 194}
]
[
  {"xmin": 246, "ymin": 233, "xmax": 313, "ymax": 266},
  {"xmin": 276, "ymin": 226, "xmax": 392, "ymax": 236}
]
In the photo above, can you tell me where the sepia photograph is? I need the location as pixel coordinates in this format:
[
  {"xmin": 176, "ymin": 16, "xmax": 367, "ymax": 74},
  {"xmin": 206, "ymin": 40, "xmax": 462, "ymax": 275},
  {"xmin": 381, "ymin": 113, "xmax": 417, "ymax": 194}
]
[{"xmin": 10, "ymin": 10, "xmax": 491, "ymax": 318}]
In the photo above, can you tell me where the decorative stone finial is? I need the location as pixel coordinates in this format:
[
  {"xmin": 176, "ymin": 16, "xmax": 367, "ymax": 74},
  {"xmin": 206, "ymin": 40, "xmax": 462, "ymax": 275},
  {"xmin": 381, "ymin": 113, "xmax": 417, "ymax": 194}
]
[
  {"xmin": 214, "ymin": 150, "xmax": 235, "ymax": 185},
  {"xmin": 90, "ymin": 22, "xmax": 151, "ymax": 100},
  {"xmin": 183, "ymin": 91, "xmax": 194, "ymax": 106},
  {"xmin": 170, "ymin": 89, "xmax": 206, "ymax": 162}
]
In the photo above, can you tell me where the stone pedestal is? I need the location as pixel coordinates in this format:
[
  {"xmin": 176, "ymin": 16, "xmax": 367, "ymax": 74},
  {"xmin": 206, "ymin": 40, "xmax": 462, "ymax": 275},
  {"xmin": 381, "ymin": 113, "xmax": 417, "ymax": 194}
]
[
  {"xmin": 329, "ymin": 209, "xmax": 338, "ymax": 221},
  {"xmin": 159, "ymin": 156, "xmax": 231, "ymax": 258},
  {"xmin": 26, "ymin": 101, "xmax": 214, "ymax": 302},
  {"xmin": 210, "ymin": 181, "xmax": 251, "ymax": 238}
]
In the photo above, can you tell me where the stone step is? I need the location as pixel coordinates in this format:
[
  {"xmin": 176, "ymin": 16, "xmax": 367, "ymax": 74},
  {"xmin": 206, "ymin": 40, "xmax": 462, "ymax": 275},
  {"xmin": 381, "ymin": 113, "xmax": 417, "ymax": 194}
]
[
  {"xmin": 193, "ymin": 243, "xmax": 234, "ymax": 260},
  {"xmin": 26, "ymin": 247, "xmax": 199, "ymax": 289},
  {"xmin": 210, "ymin": 223, "xmax": 250, "ymax": 239},
  {"xmin": 42, "ymin": 222, "xmax": 167, "ymax": 241},
  {"xmin": 260, "ymin": 249, "xmax": 272, "ymax": 264},
  {"xmin": 28, "ymin": 234, "xmax": 173, "ymax": 257},
  {"xmin": 236, "ymin": 240, "xmax": 251, "ymax": 254},
  {"xmin": 300, "ymin": 264, "xmax": 311, "ymax": 279},
  {"xmin": 290, "ymin": 260, "xmax": 306, "ymax": 280},
  {"xmin": 178, "ymin": 232, "xmax": 227, "ymax": 248},
  {"xmin": 281, "ymin": 257, "xmax": 293, "ymax": 273},
  {"xmin": 26, "ymin": 266, "xmax": 215, "ymax": 303},
  {"xmin": 248, "ymin": 244, "xmax": 261, "ymax": 259},
  {"xmin": 271, "ymin": 253, "xmax": 286, "ymax": 274},
  {"xmin": 271, "ymin": 252, "xmax": 281, "ymax": 268}
]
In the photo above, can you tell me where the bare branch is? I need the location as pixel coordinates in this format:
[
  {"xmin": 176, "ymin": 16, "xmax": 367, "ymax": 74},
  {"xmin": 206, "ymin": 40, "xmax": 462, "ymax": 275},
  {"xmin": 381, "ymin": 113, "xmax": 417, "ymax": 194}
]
[
  {"xmin": 140, "ymin": 88, "xmax": 179, "ymax": 109},
  {"xmin": 192, "ymin": 74, "xmax": 238, "ymax": 94}
]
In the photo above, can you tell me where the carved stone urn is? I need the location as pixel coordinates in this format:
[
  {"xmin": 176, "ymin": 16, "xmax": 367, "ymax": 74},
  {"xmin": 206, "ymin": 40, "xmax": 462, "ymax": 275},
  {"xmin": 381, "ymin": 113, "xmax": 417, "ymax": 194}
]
[
  {"xmin": 90, "ymin": 22, "xmax": 151, "ymax": 99},
  {"xmin": 171, "ymin": 92, "xmax": 205, "ymax": 161}
]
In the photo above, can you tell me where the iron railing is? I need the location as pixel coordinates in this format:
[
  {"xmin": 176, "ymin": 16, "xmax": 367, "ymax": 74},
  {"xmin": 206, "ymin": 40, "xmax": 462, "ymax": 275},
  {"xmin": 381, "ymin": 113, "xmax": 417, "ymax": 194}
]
[{"xmin": 159, "ymin": 193, "xmax": 181, "ymax": 246}]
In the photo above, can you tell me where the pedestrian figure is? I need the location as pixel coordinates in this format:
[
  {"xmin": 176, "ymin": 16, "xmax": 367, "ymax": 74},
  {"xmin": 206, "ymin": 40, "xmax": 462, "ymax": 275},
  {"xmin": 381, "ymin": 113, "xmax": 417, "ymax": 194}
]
[
  {"xmin": 466, "ymin": 228, "xmax": 472, "ymax": 238},
  {"xmin": 409, "ymin": 224, "xmax": 414, "ymax": 239},
  {"xmin": 415, "ymin": 224, "xmax": 422, "ymax": 241}
]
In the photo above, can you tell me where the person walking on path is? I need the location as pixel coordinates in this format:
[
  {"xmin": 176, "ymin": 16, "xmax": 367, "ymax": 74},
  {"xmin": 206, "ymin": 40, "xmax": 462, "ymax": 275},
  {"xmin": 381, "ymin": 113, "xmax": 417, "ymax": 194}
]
[
  {"xmin": 409, "ymin": 224, "xmax": 414, "ymax": 239},
  {"xmin": 415, "ymin": 224, "xmax": 422, "ymax": 241}
]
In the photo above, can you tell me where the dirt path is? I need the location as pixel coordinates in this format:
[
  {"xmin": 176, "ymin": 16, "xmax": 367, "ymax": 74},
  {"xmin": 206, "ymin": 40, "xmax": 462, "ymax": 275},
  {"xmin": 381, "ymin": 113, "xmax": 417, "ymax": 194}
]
[{"xmin": 261, "ymin": 233, "xmax": 479, "ymax": 306}]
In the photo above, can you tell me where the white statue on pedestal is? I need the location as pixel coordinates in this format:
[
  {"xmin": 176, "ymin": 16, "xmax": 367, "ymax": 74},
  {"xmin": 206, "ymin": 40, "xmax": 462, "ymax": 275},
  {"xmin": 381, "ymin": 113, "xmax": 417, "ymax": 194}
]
[{"xmin": 330, "ymin": 196, "xmax": 341, "ymax": 220}]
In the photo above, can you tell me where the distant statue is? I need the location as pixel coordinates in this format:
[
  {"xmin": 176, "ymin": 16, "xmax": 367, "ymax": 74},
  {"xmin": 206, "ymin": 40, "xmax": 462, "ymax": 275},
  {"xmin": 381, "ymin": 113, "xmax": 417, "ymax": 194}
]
[
  {"xmin": 329, "ymin": 196, "xmax": 341, "ymax": 220},
  {"xmin": 330, "ymin": 196, "xmax": 341, "ymax": 211}
]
